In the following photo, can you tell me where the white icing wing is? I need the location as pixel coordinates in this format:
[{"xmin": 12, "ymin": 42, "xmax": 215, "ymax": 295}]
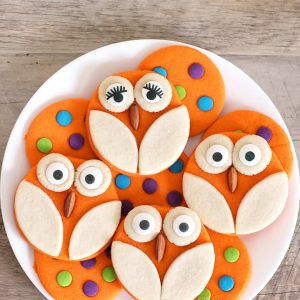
[
  {"xmin": 14, "ymin": 181, "xmax": 63, "ymax": 256},
  {"xmin": 236, "ymin": 172, "xmax": 289, "ymax": 235},
  {"xmin": 183, "ymin": 172, "xmax": 235, "ymax": 234},
  {"xmin": 161, "ymin": 243, "xmax": 215, "ymax": 300},
  {"xmin": 89, "ymin": 110, "xmax": 138, "ymax": 173},
  {"xmin": 111, "ymin": 241, "xmax": 161, "ymax": 300},
  {"xmin": 69, "ymin": 201, "xmax": 121, "ymax": 260},
  {"xmin": 139, "ymin": 106, "xmax": 190, "ymax": 175}
]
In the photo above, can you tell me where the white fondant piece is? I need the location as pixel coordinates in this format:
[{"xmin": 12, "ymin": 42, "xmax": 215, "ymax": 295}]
[
  {"xmin": 69, "ymin": 201, "xmax": 121, "ymax": 260},
  {"xmin": 236, "ymin": 172, "xmax": 289, "ymax": 234},
  {"xmin": 183, "ymin": 172, "xmax": 235, "ymax": 234},
  {"xmin": 139, "ymin": 106, "xmax": 190, "ymax": 175},
  {"xmin": 112, "ymin": 241, "xmax": 161, "ymax": 300},
  {"xmin": 89, "ymin": 110, "xmax": 138, "ymax": 173},
  {"xmin": 15, "ymin": 180, "xmax": 63, "ymax": 256},
  {"xmin": 161, "ymin": 243, "xmax": 215, "ymax": 300}
]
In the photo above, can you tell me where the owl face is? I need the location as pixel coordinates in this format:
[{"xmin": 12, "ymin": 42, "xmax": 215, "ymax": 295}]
[
  {"xmin": 111, "ymin": 205, "xmax": 215, "ymax": 300},
  {"xmin": 87, "ymin": 70, "xmax": 190, "ymax": 175},
  {"xmin": 14, "ymin": 153, "xmax": 121, "ymax": 260},
  {"xmin": 183, "ymin": 132, "xmax": 289, "ymax": 235}
]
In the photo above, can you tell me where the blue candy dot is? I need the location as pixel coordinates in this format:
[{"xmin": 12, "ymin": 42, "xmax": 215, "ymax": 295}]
[
  {"xmin": 56, "ymin": 110, "xmax": 72, "ymax": 126},
  {"xmin": 115, "ymin": 174, "xmax": 131, "ymax": 189},
  {"xmin": 197, "ymin": 96, "xmax": 214, "ymax": 112},
  {"xmin": 152, "ymin": 66, "xmax": 167, "ymax": 77},
  {"xmin": 218, "ymin": 275, "xmax": 234, "ymax": 292},
  {"xmin": 169, "ymin": 159, "xmax": 184, "ymax": 173}
]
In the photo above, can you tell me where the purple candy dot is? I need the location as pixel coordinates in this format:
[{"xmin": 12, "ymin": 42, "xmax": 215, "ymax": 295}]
[
  {"xmin": 105, "ymin": 244, "xmax": 112, "ymax": 259},
  {"xmin": 69, "ymin": 133, "xmax": 84, "ymax": 150},
  {"xmin": 188, "ymin": 63, "xmax": 204, "ymax": 79},
  {"xmin": 80, "ymin": 258, "xmax": 96, "ymax": 269},
  {"xmin": 121, "ymin": 200, "xmax": 134, "ymax": 216},
  {"xmin": 142, "ymin": 178, "xmax": 158, "ymax": 194},
  {"xmin": 167, "ymin": 191, "xmax": 183, "ymax": 207},
  {"xmin": 256, "ymin": 126, "xmax": 273, "ymax": 142},
  {"xmin": 83, "ymin": 280, "xmax": 99, "ymax": 297}
]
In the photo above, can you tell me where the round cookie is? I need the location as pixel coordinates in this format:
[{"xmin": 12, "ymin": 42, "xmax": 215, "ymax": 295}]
[
  {"xmin": 14, "ymin": 154, "xmax": 121, "ymax": 260},
  {"xmin": 139, "ymin": 45, "xmax": 225, "ymax": 136},
  {"xmin": 86, "ymin": 70, "xmax": 190, "ymax": 175},
  {"xmin": 34, "ymin": 251, "xmax": 122, "ymax": 299},
  {"xmin": 25, "ymin": 98, "xmax": 95, "ymax": 167}
]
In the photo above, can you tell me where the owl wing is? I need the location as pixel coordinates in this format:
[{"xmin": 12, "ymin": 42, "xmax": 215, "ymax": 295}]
[
  {"xmin": 236, "ymin": 171, "xmax": 289, "ymax": 234},
  {"xmin": 111, "ymin": 241, "xmax": 161, "ymax": 300},
  {"xmin": 14, "ymin": 180, "xmax": 63, "ymax": 256}
]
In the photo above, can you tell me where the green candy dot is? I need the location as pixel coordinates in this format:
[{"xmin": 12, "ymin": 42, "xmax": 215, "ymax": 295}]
[
  {"xmin": 197, "ymin": 288, "xmax": 211, "ymax": 300},
  {"xmin": 175, "ymin": 85, "xmax": 187, "ymax": 100},
  {"xmin": 224, "ymin": 247, "xmax": 240, "ymax": 263},
  {"xmin": 37, "ymin": 137, "xmax": 53, "ymax": 153},
  {"xmin": 56, "ymin": 270, "xmax": 72, "ymax": 287},
  {"xmin": 102, "ymin": 266, "xmax": 116, "ymax": 283},
  {"xmin": 234, "ymin": 129, "xmax": 243, "ymax": 133}
]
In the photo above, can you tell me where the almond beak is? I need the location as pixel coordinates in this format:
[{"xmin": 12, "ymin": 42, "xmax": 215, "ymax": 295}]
[
  {"xmin": 156, "ymin": 233, "xmax": 166, "ymax": 262},
  {"xmin": 64, "ymin": 191, "xmax": 76, "ymax": 218},
  {"xmin": 129, "ymin": 103, "xmax": 139, "ymax": 131},
  {"xmin": 228, "ymin": 166, "xmax": 238, "ymax": 193}
]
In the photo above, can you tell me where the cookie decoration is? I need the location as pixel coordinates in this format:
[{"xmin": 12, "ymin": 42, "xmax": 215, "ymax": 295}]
[
  {"xmin": 139, "ymin": 45, "xmax": 225, "ymax": 136},
  {"xmin": 87, "ymin": 70, "xmax": 190, "ymax": 175},
  {"xmin": 25, "ymin": 99, "xmax": 95, "ymax": 166},
  {"xmin": 111, "ymin": 205, "xmax": 215, "ymax": 300},
  {"xmin": 14, "ymin": 153, "xmax": 121, "ymax": 260},
  {"xmin": 183, "ymin": 111, "xmax": 292, "ymax": 234}
]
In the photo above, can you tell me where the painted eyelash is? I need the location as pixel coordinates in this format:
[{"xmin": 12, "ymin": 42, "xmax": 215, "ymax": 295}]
[
  {"xmin": 106, "ymin": 85, "xmax": 127, "ymax": 100},
  {"xmin": 143, "ymin": 83, "xmax": 164, "ymax": 98}
]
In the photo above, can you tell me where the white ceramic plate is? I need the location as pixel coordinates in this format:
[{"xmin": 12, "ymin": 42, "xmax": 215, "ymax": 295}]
[{"xmin": 1, "ymin": 40, "xmax": 299, "ymax": 300}]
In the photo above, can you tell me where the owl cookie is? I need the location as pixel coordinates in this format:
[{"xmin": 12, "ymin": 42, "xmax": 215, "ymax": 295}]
[
  {"xmin": 139, "ymin": 45, "xmax": 225, "ymax": 136},
  {"xmin": 86, "ymin": 70, "xmax": 190, "ymax": 175},
  {"xmin": 25, "ymin": 98, "xmax": 95, "ymax": 166},
  {"xmin": 111, "ymin": 205, "xmax": 215, "ymax": 300},
  {"xmin": 183, "ymin": 110, "xmax": 292, "ymax": 234},
  {"xmin": 14, "ymin": 153, "xmax": 121, "ymax": 260},
  {"xmin": 34, "ymin": 251, "xmax": 122, "ymax": 299}
]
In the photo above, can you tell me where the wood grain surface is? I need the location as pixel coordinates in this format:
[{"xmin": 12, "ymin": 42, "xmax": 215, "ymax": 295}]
[{"xmin": 0, "ymin": 1, "xmax": 299, "ymax": 299}]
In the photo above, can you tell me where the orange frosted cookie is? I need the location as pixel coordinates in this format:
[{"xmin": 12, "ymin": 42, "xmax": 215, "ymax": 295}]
[
  {"xmin": 139, "ymin": 45, "xmax": 225, "ymax": 136},
  {"xmin": 25, "ymin": 98, "xmax": 95, "ymax": 166}
]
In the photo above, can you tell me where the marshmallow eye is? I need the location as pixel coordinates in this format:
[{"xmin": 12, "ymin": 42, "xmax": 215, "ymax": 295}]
[
  {"xmin": 37, "ymin": 154, "xmax": 74, "ymax": 192},
  {"xmin": 75, "ymin": 160, "xmax": 112, "ymax": 197},
  {"xmin": 134, "ymin": 73, "xmax": 172, "ymax": 112},
  {"xmin": 163, "ymin": 207, "xmax": 201, "ymax": 246},
  {"xmin": 233, "ymin": 135, "xmax": 272, "ymax": 176},
  {"xmin": 124, "ymin": 205, "xmax": 162, "ymax": 243},
  {"xmin": 98, "ymin": 76, "xmax": 134, "ymax": 112},
  {"xmin": 195, "ymin": 134, "xmax": 234, "ymax": 174}
]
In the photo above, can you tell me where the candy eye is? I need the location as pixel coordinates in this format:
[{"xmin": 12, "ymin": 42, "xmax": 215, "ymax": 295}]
[
  {"xmin": 163, "ymin": 207, "xmax": 201, "ymax": 246},
  {"xmin": 134, "ymin": 73, "xmax": 172, "ymax": 112},
  {"xmin": 98, "ymin": 76, "xmax": 134, "ymax": 112},
  {"xmin": 75, "ymin": 160, "xmax": 112, "ymax": 197},
  {"xmin": 195, "ymin": 134, "xmax": 233, "ymax": 174},
  {"xmin": 124, "ymin": 205, "xmax": 162, "ymax": 243},
  {"xmin": 142, "ymin": 81, "xmax": 164, "ymax": 103},
  {"xmin": 37, "ymin": 153, "xmax": 74, "ymax": 192},
  {"xmin": 233, "ymin": 135, "xmax": 272, "ymax": 176}
]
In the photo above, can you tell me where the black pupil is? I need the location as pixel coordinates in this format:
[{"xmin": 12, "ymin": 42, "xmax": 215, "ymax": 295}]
[
  {"xmin": 139, "ymin": 220, "xmax": 150, "ymax": 230},
  {"xmin": 113, "ymin": 93, "xmax": 124, "ymax": 103},
  {"xmin": 146, "ymin": 90, "xmax": 157, "ymax": 101},
  {"xmin": 179, "ymin": 222, "xmax": 189, "ymax": 232},
  {"xmin": 212, "ymin": 152, "xmax": 223, "ymax": 162},
  {"xmin": 85, "ymin": 174, "xmax": 95, "ymax": 184},
  {"xmin": 53, "ymin": 170, "xmax": 63, "ymax": 180},
  {"xmin": 245, "ymin": 151, "xmax": 255, "ymax": 161}
]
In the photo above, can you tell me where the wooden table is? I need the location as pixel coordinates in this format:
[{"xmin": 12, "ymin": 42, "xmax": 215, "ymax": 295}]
[{"xmin": 0, "ymin": 1, "xmax": 299, "ymax": 299}]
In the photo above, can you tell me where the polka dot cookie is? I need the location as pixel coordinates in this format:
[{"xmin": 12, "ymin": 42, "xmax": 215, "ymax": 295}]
[
  {"xmin": 25, "ymin": 98, "xmax": 95, "ymax": 167},
  {"xmin": 139, "ymin": 45, "xmax": 225, "ymax": 136},
  {"xmin": 34, "ymin": 251, "xmax": 122, "ymax": 299}
]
